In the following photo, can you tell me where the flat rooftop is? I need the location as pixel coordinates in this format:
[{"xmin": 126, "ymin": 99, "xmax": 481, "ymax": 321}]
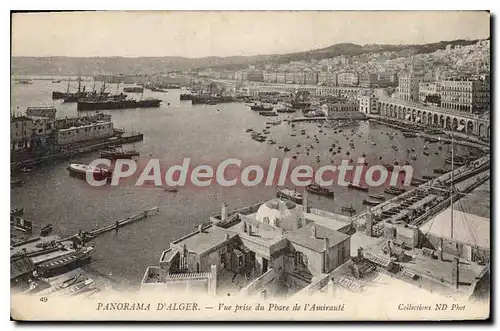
[
  {"xmin": 304, "ymin": 212, "xmax": 352, "ymax": 232},
  {"xmin": 170, "ymin": 225, "xmax": 231, "ymax": 255},
  {"xmin": 366, "ymin": 242, "xmax": 486, "ymax": 293},
  {"xmin": 286, "ymin": 223, "xmax": 349, "ymax": 252}
]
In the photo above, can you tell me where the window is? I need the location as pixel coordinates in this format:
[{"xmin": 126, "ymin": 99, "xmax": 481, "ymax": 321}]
[{"xmin": 294, "ymin": 251, "xmax": 308, "ymax": 268}]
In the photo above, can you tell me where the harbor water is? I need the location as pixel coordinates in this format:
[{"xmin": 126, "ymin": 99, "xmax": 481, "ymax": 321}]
[{"xmin": 11, "ymin": 80, "xmax": 475, "ymax": 288}]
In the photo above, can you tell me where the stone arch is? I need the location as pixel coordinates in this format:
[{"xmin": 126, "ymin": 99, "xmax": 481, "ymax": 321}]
[
  {"xmin": 467, "ymin": 120, "xmax": 474, "ymax": 134},
  {"xmin": 478, "ymin": 123, "xmax": 485, "ymax": 137},
  {"xmin": 440, "ymin": 115, "xmax": 445, "ymax": 128},
  {"xmin": 452, "ymin": 118, "xmax": 459, "ymax": 131},
  {"xmin": 433, "ymin": 114, "xmax": 439, "ymax": 127},
  {"xmin": 445, "ymin": 116, "xmax": 452, "ymax": 130}
]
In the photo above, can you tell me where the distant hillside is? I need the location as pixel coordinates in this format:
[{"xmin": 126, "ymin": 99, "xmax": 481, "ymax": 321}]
[{"xmin": 11, "ymin": 38, "xmax": 486, "ymax": 76}]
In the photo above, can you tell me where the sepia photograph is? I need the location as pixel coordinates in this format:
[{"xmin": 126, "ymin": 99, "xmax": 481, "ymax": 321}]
[{"xmin": 9, "ymin": 10, "xmax": 491, "ymax": 321}]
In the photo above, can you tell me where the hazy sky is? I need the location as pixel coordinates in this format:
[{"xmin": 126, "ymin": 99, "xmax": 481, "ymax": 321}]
[{"xmin": 12, "ymin": 11, "xmax": 490, "ymax": 58}]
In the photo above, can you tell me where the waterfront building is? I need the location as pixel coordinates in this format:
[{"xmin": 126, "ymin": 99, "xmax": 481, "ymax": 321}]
[
  {"xmin": 54, "ymin": 113, "xmax": 112, "ymax": 131},
  {"xmin": 318, "ymin": 71, "xmax": 337, "ymax": 86},
  {"xmin": 294, "ymin": 72, "xmax": 306, "ymax": 85},
  {"xmin": 247, "ymin": 71, "xmax": 264, "ymax": 82},
  {"xmin": 358, "ymin": 94, "xmax": 378, "ymax": 114},
  {"xmin": 11, "ymin": 116, "xmax": 33, "ymax": 151},
  {"xmin": 26, "ymin": 107, "xmax": 57, "ymax": 119},
  {"xmin": 285, "ymin": 72, "xmax": 295, "ymax": 84},
  {"xmin": 337, "ymin": 72, "xmax": 359, "ymax": 87},
  {"xmin": 263, "ymin": 72, "xmax": 277, "ymax": 83},
  {"xmin": 304, "ymin": 72, "xmax": 318, "ymax": 86},
  {"xmin": 419, "ymin": 82, "xmax": 441, "ymax": 103},
  {"xmin": 234, "ymin": 71, "xmax": 248, "ymax": 81},
  {"xmin": 398, "ymin": 71, "xmax": 422, "ymax": 103},
  {"xmin": 276, "ymin": 72, "xmax": 286, "ymax": 84},
  {"xmin": 141, "ymin": 199, "xmax": 353, "ymax": 297},
  {"xmin": 56, "ymin": 121, "xmax": 114, "ymax": 145},
  {"xmin": 30, "ymin": 116, "xmax": 55, "ymax": 147},
  {"xmin": 359, "ymin": 73, "xmax": 392, "ymax": 88},
  {"xmin": 440, "ymin": 76, "xmax": 490, "ymax": 114},
  {"xmin": 326, "ymin": 102, "xmax": 358, "ymax": 113}
]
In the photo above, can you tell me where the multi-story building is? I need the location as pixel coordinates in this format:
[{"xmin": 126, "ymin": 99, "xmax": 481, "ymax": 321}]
[
  {"xmin": 358, "ymin": 94, "xmax": 378, "ymax": 114},
  {"xmin": 56, "ymin": 121, "xmax": 114, "ymax": 145},
  {"xmin": 263, "ymin": 72, "xmax": 277, "ymax": 83},
  {"xmin": 359, "ymin": 73, "xmax": 379, "ymax": 88},
  {"xmin": 11, "ymin": 116, "xmax": 33, "ymax": 151},
  {"xmin": 30, "ymin": 116, "xmax": 55, "ymax": 148},
  {"xmin": 327, "ymin": 102, "xmax": 358, "ymax": 113},
  {"xmin": 337, "ymin": 72, "xmax": 359, "ymax": 87},
  {"xmin": 247, "ymin": 71, "xmax": 264, "ymax": 82},
  {"xmin": 440, "ymin": 76, "xmax": 490, "ymax": 114},
  {"xmin": 285, "ymin": 72, "xmax": 295, "ymax": 84},
  {"xmin": 419, "ymin": 82, "xmax": 441, "ymax": 103},
  {"xmin": 305, "ymin": 72, "xmax": 318, "ymax": 86},
  {"xmin": 294, "ymin": 72, "xmax": 306, "ymax": 85},
  {"xmin": 26, "ymin": 107, "xmax": 57, "ymax": 119},
  {"xmin": 141, "ymin": 199, "xmax": 352, "ymax": 296},
  {"xmin": 234, "ymin": 71, "xmax": 248, "ymax": 81},
  {"xmin": 277, "ymin": 72, "xmax": 286, "ymax": 84},
  {"xmin": 398, "ymin": 72, "xmax": 421, "ymax": 103},
  {"xmin": 318, "ymin": 72, "xmax": 338, "ymax": 86}
]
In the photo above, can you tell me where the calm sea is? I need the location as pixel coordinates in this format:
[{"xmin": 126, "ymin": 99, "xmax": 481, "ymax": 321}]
[{"xmin": 11, "ymin": 80, "xmax": 473, "ymax": 288}]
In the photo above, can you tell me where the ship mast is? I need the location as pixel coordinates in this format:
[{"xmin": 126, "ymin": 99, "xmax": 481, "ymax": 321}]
[{"xmin": 450, "ymin": 133, "xmax": 454, "ymax": 240}]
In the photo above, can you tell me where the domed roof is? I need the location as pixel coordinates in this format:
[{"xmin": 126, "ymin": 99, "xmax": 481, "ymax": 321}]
[{"xmin": 255, "ymin": 198, "xmax": 305, "ymax": 231}]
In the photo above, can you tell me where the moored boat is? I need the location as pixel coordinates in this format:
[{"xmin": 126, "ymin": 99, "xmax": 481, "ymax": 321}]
[
  {"xmin": 100, "ymin": 147, "xmax": 139, "ymax": 160},
  {"xmin": 36, "ymin": 246, "xmax": 95, "ymax": 277},
  {"xmin": 348, "ymin": 183, "xmax": 369, "ymax": 192},
  {"xmin": 384, "ymin": 186, "xmax": 406, "ymax": 195},
  {"xmin": 363, "ymin": 198, "xmax": 381, "ymax": 206},
  {"xmin": 78, "ymin": 98, "xmax": 161, "ymax": 111},
  {"xmin": 306, "ymin": 184, "xmax": 334, "ymax": 197},
  {"xmin": 67, "ymin": 163, "xmax": 113, "ymax": 181},
  {"xmin": 341, "ymin": 206, "xmax": 356, "ymax": 214},
  {"xmin": 277, "ymin": 187, "xmax": 303, "ymax": 204},
  {"xmin": 368, "ymin": 194, "xmax": 385, "ymax": 201},
  {"xmin": 123, "ymin": 86, "xmax": 144, "ymax": 93},
  {"xmin": 40, "ymin": 224, "xmax": 53, "ymax": 236}
]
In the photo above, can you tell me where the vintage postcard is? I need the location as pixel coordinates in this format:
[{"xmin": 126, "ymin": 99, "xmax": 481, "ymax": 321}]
[{"xmin": 10, "ymin": 11, "xmax": 491, "ymax": 321}]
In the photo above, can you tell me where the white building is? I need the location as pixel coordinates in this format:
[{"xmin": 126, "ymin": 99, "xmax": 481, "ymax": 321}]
[{"xmin": 57, "ymin": 121, "xmax": 114, "ymax": 145}]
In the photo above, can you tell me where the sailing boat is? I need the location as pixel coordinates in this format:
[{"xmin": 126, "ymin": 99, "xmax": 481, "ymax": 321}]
[{"xmin": 52, "ymin": 77, "xmax": 71, "ymax": 99}]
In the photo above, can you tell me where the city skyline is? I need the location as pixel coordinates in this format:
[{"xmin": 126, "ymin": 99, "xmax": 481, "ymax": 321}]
[{"xmin": 12, "ymin": 11, "xmax": 490, "ymax": 58}]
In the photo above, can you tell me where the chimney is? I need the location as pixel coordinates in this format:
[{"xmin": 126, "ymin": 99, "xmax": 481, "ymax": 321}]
[
  {"xmin": 311, "ymin": 225, "xmax": 316, "ymax": 239},
  {"xmin": 324, "ymin": 237, "xmax": 330, "ymax": 250},
  {"xmin": 221, "ymin": 203, "xmax": 228, "ymax": 220},
  {"xmin": 242, "ymin": 222, "xmax": 247, "ymax": 233},
  {"xmin": 453, "ymin": 256, "xmax": 460, "ymax": 289},
  {"xmin": 328, "ymin": 278, "xmax": 335, "ymax": 296},
  {"xmin": 198, "ymin": 224, "xmax": 203, "ymax": 234},
  {"xmin": 303, "ymin": 190, "xmax": 309, "ymax": 212},
  {"xmin": 357, "ymin": 247, "xmax": 364, "ymax": 259},
  {"xmin": 365, "ymin": 210, "xmax": 373, "ymax": 237},
  {"xmin": 224, "ymin": 233, "xmax": 230, "ymax": 241},
  {"xmin": 248, "ymin": 224, "xmax": 253, "ymax": 235},
  {"xmin": 438, "ymin": 238, "xmax": 444, "ymax": 261}
]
